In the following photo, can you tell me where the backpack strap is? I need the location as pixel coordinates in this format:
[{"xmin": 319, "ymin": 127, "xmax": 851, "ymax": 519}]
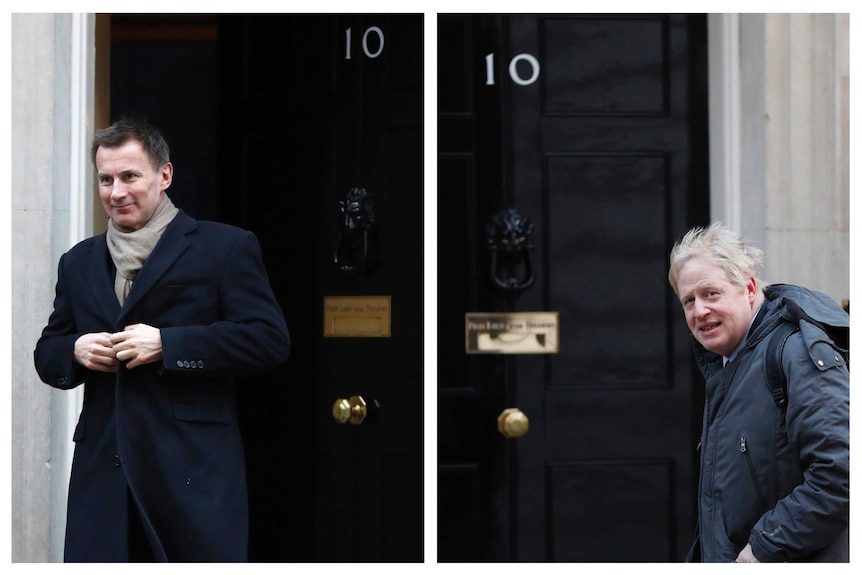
[{"xmin": 764, "ymin": 320, "xmax": 800, "ymax": 409}]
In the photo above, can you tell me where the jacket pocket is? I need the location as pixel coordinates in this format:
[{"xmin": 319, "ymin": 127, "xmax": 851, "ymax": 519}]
[
  {"xmin": 146, "ymin": 285, "xmax": 217, "ymax": 327},
  {"xmin": 165, "ymin": 284, "xmax": 213, "ymax": 301},
  {"xmin": 173, "ymin": 402, "xmax": 231, "ymax": 425}
]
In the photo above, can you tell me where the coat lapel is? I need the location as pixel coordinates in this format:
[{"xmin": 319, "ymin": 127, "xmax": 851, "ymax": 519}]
[
  {"xmin": 88, "ymin": 235, "xmax": 123, "ymax": 325},
  {"xmin": 117, "ymin": 210, "xmax": 196, "ymax": 325}
]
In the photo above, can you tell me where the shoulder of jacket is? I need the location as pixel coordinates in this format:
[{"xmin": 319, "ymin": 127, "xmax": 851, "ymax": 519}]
[
  {"xmin": 797, "ymin": 320, "xmax": 848, "ymax": 373},
  {"xmin": 64, "ymin": 233, "xmax": 105, "ymax": 258},
  {"xmin": 194, "ymin": 220, "xmax": 250, "ymax": 237}
]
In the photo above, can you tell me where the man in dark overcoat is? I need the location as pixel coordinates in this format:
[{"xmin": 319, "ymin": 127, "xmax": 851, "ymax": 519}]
[{"xmin": 34, "ymin": 118, "xmax": 291, "ymax": 562}]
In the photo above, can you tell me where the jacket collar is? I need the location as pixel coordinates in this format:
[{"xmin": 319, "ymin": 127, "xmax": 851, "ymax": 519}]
[
  {"xmin": 88, "ymin": 210, "xmax": 196, "ymax": 326},
  {"xmin": 88, "ymin": 236, "xmax": 122, "ymax": 326},
  {"xmin": 691, "ymin": 293, "xmax": 782, "ymax": 378},
  {"xmin": 118, "ymin": 210, "xmax": 195, "ymax": 324}
]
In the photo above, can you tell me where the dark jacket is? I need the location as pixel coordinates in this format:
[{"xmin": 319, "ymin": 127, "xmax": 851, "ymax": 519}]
[
  {"xmin": 687, "ymin": 284, "xmax": 849, "ymax": 562},
  {"xmin": 34, "ymin": 210, "xmax": 291, "ymax": 562}
]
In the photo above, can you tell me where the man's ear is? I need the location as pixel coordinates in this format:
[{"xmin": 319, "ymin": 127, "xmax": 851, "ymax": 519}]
[
  {"xmin": 746, "ymin": 277, "xmax": 758, "ymax": 303},
  {"xmin": 160, "ymin": 162, "xmax": 173, "ymax": 191}
]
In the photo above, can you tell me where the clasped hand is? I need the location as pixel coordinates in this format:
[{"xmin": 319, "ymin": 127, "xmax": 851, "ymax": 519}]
[{"xmin": 74, "ymin": 324, "xmax": 162, "ymax": 372}]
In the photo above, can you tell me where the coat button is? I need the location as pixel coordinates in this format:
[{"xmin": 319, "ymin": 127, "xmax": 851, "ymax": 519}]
[
  {"xmin": 113, "ymin": 454, "xmax": 121, "ymax": 467},
  {"xmin": 176, "ymin": 360, "xmax": 184, "ymax": 368},
  {"xmin": 183, "ymin": 361, "xmax": 191, "ymax": 368}
]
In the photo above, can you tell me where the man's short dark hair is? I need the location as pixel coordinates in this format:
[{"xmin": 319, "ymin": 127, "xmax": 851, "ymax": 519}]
[{"xmin": 91, "ymin": 117, "xmax": 171, "ymax": 170}]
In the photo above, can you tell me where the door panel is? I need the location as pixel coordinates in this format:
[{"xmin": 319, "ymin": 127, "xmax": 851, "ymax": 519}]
[
  {"xmin": 217, "ymin": 15, "xmax": 425, "ymax": 562},
  {"xmin": 306, "ymin": 14, "xmax": 424, "ymax": 561},
  {"xmin": 437, "ymin": 13, "xmax": 709, "ymax": 561}
]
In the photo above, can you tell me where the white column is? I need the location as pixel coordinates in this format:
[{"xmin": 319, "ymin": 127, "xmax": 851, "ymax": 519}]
[
  {"xmin": 761, "ymin": 13, "xmax": 849, "ymax": 303},
  {"xmin": 11, "ymin": 12, "xmax": 94, "ymax": 562},
  {"xmin": 707, "ymin": 13, "xmax": 849, "ymax": 305},
  {"xmin": 707, "ymin": 13, "xmax": 743, "ymax": 231}
]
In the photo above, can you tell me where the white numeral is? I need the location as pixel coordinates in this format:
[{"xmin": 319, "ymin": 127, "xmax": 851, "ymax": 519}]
[
  {"xmin": 485, "ymin": 53, "xmax": 541, "ymax": 86},
  {"xmin": 346, "ymin": 27, "xmax": 385, "ymax": 60}
]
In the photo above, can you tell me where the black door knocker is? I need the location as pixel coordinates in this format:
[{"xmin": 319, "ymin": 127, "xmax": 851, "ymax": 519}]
[
  {"xmin": 334, "ymin": 187, "xmax": 379, "ymax": 277},
  {"xmin": 486, "ymin": 207, "xmax": 535, "ymax": 297}
]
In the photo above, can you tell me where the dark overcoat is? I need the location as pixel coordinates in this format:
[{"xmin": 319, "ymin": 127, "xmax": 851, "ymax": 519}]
[{"xmin": 34, "ymin": 210, "xmax": 291, "ymax": 562}]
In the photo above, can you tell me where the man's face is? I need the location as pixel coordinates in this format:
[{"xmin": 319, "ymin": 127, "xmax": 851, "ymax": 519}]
[
  {"xmin": 96, "ymin": 140, "xmax": 172, "ymax": 231},
  {"xmin": 676, "ymin": 255, "xmax": 757, "ymax": 357}
]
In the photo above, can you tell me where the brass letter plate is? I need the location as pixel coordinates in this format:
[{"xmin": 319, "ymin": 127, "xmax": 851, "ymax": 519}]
[
  {"xmin": 465, "ymin": 312, "xmax": 559, "ymax": 354},
  {"xmin": 324, "ymin": 296, "xmax": 392, "ymax": 337}
]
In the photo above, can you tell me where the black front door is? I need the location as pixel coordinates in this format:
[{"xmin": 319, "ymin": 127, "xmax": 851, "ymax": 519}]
[
  {"xmin": 108, "ymin": 13, "xmax": 424, "ymax": 562},
  {"xmin": 438, "ymin": 13, "xmax": 709, "ymax": 561}
]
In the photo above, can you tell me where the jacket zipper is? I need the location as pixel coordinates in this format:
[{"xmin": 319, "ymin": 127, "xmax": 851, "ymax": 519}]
[{"xmin": 740, "ymin": 435, "xmax": 769, "ymax": 511}]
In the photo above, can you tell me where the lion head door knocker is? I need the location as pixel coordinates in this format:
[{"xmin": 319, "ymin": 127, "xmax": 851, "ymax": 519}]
[
  {"xmin": 334, "ymin": 187, "xmax": 379, "ymax": 277},
  {"xmin": 487, "ymin": 207, "xmax": 535, "ymax": 297}
]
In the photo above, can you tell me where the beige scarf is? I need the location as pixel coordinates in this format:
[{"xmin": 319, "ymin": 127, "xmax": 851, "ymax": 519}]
[{"xmin": 106, "ymin": 194, "xmax": 179, "ymax": 305}]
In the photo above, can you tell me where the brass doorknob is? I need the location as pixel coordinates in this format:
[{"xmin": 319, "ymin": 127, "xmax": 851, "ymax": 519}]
[
  {"xmin": 332, "ymin": 395, "xmax": 368, "ymax": 425},
  {"xmin": 498, "ymin": 407, "xmax": 529, "ymax": 438}
]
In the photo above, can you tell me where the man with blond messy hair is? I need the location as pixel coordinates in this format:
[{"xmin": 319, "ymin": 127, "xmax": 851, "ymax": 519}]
[{"xmin": 668, "ymin": 222, "xmax": 848, "ymax": 562}]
